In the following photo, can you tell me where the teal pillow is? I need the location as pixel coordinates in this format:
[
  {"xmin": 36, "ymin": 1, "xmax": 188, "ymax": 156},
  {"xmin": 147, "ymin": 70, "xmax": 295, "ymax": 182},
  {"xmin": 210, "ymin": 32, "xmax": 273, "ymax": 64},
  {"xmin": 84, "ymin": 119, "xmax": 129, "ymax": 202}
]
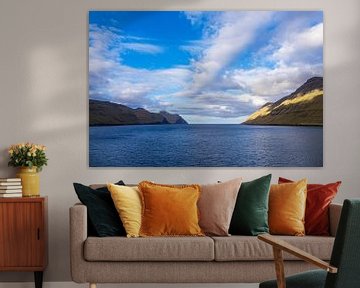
[{"xmin": 229, "ymin": 174, "xmax": 272, "ymax": 236}]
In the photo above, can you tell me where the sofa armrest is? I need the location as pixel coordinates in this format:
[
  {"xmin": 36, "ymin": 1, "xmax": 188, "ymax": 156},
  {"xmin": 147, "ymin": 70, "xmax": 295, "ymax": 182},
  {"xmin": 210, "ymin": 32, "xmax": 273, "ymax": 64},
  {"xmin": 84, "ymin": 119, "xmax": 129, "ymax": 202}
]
[
  {"xmin": 258, "ymin": 234, "xmax": 338, "ymax": 273},
  {"xmin": 69, "ymin": 203, "xmax": 88, "ymax": 283},
  {"xmin": 329, "ymin": 203, "xmax": 342, "ymax": 237}
]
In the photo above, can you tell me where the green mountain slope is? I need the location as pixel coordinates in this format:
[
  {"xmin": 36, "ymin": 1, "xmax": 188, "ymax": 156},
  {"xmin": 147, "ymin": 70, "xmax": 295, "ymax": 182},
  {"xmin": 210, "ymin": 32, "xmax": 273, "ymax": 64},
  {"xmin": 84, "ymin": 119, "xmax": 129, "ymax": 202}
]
[{"xmin": 243, "ymin": 77, "xmax": 323, "ymax": 126}]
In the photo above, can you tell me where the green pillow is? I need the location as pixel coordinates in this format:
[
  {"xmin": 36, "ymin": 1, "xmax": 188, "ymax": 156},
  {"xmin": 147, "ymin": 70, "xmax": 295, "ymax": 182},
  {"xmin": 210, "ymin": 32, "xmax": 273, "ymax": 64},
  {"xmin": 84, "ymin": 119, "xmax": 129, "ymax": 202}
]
[{"xmin": 229, "ymin": 174, "xmax": 272, "ymax": 236}]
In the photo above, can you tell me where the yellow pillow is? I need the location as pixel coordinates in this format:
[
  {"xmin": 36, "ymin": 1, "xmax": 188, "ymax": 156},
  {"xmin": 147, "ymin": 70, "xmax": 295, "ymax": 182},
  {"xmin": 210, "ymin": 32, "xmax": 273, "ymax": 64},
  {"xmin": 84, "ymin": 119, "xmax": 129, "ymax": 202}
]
[
  {"xmin": 269, "ymin": 179, "xmax": 307, "ymax": 236},
  {"xmin": 138, "ymin": 181, "xmax": 204, "ymax": 237},
  {"xmin": 107, "ymin": 183, "xmax": 142, "ymax": 238}
]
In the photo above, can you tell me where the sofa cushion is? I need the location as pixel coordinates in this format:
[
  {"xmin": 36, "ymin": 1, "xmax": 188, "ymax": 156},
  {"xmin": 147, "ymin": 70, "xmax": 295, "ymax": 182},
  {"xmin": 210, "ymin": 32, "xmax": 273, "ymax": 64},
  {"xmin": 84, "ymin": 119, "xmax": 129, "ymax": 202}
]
[
  {"xmin": 212, "ymin": 236, "xmax": 334, "ymax": 261},
  {"xmin": 84, "ymin": 236, "xmax": 214, "ymax": 261},
  {"xmin": 269, "ymin": 179, "xmax": 307, "ymax": 236},
  {"xmin": 139, "ymin": 181, "xmax": 203, "ymax": 237},
  {"xmin": 279, "ymin": 177, "xmax": 341, "ymax": 236},
  {"xmin": 198, "ymin": 178, "xmax": 242, "ymax": 236},
  {"xmin": 229, "ymin": 174, "xmax": 271, "ymax": 236},
  {"xmin": 73, "ymin": 181, "xmax": 126, "ymax": 237},
  {"xmin": 108, "ymin": 184, "xmax": 142, "ymax": 238}
]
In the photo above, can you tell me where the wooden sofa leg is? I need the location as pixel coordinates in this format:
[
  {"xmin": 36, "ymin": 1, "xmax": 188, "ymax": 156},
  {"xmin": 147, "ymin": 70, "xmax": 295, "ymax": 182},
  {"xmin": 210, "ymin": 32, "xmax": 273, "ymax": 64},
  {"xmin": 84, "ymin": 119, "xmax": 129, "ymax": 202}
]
[{"xmin": 89, "ymin": 283, "xmax": 96, "ymax": 288}]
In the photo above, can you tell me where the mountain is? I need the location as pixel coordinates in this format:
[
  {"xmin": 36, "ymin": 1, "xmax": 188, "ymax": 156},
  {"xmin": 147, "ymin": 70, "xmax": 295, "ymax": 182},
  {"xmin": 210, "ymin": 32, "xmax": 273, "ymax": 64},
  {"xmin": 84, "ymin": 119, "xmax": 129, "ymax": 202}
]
[
  {"xmin": 159, "ymin": 111, "xmax": 188, "ymax": 124},
  {"xmin": 243, "ymin": 77, "xmax": 323, "ymax": 126},
  {"xmin": 89, "ymin": 99, "xmax": 188, "ymax": 126}
]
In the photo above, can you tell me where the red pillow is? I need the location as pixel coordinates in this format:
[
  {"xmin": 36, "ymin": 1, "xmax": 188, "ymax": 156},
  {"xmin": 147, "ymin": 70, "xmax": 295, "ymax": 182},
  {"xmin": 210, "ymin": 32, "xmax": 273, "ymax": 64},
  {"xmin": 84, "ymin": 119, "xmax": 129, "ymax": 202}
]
[{"xmin": 278, "ymin": 177, "xmax": 341, "ymax": 236}]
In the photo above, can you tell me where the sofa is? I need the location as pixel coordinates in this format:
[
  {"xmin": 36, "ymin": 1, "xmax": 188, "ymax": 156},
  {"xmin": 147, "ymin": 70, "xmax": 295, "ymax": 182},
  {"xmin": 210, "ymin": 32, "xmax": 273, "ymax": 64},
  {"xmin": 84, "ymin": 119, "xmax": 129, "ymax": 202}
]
[{"xmin": 70, "ymin": 200, "xmax": 342, "ymax": 287}]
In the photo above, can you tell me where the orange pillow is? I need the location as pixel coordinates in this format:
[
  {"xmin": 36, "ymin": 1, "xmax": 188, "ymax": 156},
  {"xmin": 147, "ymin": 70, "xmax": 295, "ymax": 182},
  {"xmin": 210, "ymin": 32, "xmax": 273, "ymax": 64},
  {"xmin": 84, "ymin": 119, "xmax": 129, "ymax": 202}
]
[
  {"xmin": 269, "ymin": 179, "xmax": 307, "ymax": 236},
  {"xmin": 138, "ymin": 181, "xmax": 204, "ymax": 237}
]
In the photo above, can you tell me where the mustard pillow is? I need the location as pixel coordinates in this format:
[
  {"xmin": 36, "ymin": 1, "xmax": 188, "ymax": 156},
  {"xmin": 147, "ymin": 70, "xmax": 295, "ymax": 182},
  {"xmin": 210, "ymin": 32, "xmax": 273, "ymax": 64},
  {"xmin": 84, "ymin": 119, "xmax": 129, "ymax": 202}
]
[
  {"xmin": 269, "ymin": 179, "xmax": 307, "ymax": 236},
  {"xmin": 138, "ymin": 181, "xmax": 204, "ymax": 237},
  {"xmin": 107, "ymin": 183, "xmax": 142, "ymax": 238}
]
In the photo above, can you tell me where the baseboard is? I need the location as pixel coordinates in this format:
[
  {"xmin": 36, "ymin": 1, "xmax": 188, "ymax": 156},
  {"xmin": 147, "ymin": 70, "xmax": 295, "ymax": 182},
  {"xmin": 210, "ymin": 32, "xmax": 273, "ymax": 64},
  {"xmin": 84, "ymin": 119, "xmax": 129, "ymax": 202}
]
[{"xmin": 0, "ymin": 282, "xmax": 259, "ymax": 288}]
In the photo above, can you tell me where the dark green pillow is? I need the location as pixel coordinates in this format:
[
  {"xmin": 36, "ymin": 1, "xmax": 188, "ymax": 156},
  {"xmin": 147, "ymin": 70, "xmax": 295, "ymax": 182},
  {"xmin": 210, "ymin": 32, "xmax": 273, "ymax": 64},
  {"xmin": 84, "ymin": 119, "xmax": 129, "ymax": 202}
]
[
  {"xmin": 73, "ymin": 181, "xmax": 126, "ymax": 237},
  {"xmin": 229, "ymin": 174, "xmax": 272, "ymax": 236}
]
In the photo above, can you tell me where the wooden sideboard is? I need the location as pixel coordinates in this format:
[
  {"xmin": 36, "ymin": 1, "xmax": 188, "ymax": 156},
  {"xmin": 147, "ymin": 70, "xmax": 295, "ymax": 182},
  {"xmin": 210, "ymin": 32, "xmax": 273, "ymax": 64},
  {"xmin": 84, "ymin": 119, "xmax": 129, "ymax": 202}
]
[{"xmin": 0, "ymin": 197, "xmax": 48, "ymax": 288}]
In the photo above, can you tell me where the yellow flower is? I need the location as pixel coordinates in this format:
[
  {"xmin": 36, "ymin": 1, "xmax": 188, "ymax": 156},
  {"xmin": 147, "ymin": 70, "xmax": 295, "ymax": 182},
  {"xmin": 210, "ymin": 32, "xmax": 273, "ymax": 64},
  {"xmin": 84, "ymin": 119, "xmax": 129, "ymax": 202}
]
[
  {"xmin": 8, "ymin": 149, "xmax": 13, "ymax": 155},
  {"xmin": 27, "ymin": 152, "xmax": 32, "ymax": 157}
]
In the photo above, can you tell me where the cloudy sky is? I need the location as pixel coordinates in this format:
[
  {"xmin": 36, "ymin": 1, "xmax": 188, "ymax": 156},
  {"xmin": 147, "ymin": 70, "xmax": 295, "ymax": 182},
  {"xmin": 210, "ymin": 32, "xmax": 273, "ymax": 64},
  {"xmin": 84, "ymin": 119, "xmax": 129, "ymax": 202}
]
[{"xmin": 89, "ymin": 11, "xmax": 323, "ymax": 124}]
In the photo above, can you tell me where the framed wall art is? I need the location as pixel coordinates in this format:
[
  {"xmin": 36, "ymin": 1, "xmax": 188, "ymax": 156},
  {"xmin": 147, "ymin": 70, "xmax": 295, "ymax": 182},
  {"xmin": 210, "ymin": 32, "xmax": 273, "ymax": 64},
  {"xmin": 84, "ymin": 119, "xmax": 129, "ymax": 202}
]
[{"xmin": 89, "ymin": 11, "xmax": 323, "ymax": 167}]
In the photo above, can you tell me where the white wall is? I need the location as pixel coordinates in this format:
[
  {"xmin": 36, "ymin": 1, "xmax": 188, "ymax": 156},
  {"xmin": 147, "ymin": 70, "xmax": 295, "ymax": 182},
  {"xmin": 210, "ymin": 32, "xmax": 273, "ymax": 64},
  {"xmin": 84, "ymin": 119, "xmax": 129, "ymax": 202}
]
[{"xmin": 0, "ymin": 0, "xmax": 359, "ymax": 283}]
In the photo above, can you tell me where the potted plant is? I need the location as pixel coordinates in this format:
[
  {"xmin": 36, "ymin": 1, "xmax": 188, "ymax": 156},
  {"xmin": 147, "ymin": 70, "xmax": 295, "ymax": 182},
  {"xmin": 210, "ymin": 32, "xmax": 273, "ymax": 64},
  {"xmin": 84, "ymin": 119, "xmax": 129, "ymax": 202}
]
[{"xmin": 8, "ymin": 143, "xmax": 48, "ymax": 197}]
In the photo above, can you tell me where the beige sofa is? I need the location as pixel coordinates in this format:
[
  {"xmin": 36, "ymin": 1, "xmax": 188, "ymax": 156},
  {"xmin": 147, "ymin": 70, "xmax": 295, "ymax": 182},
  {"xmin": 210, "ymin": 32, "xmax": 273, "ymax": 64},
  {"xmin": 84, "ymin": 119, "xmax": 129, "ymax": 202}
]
[{"xmin": 70, "ymin": 203, "xmax": 342, "ymax": 287}]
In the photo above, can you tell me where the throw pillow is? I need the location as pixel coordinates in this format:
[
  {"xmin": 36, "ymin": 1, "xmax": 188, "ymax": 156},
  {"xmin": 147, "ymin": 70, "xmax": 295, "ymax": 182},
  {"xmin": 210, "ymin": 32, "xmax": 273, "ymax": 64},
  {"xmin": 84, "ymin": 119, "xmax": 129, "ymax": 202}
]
[
  {"xmin": 279, "ymin": 177, "xmax": 341, "ymax": 236},
  {"xmin": 229, "ymin": 174, "xmax": 272, "ymax": 236},
  {"xmin": 107, "ymin": 183, "xmax": 142, "ymax": 238},
  {"xmin": 73, "ymin": 181, "xmax": 126, "ymax": 237},
  {"xmin": 198, "ymin": 178, "xmax": 242, "ymax": 236},
  {"xmin": 138, "ymin": 181, "xmax": 203, "ymax": 237},
  {"xmin": 269, "ymin": 179, "xmax": 307, "ymax": 236}
]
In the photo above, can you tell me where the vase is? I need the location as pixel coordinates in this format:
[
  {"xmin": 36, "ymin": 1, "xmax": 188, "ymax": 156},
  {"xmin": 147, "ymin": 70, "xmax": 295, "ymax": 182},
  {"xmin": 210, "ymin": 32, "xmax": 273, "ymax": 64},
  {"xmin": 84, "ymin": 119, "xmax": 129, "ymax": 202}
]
[{"xmin": 16, "ymin": 167, "xmax": 40, "ymax": 197}]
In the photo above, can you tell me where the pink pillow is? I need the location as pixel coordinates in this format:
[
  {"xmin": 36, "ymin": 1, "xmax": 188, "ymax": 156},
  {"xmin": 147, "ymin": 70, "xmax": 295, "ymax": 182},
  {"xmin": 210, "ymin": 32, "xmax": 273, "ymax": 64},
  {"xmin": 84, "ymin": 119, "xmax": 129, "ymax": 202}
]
[{"xmin": 198, "ymin": 178, "xmax": 242, "ymax": 236}]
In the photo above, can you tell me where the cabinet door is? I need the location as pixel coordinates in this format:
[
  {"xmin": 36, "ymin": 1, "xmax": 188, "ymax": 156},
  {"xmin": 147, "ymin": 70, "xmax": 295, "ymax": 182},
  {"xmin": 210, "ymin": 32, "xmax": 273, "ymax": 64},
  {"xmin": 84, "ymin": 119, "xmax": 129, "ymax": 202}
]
[{"xmin": 0, "ymin": 202, "xmax": 44, "ymax": 268}]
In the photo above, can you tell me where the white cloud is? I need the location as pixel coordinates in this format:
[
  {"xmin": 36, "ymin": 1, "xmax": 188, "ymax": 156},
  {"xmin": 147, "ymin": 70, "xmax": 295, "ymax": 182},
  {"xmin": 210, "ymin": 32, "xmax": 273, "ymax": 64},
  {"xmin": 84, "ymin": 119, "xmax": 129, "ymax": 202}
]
[
  {"xmin": 89, "ymin": 24, "xmax": 178, "ymax": 109},
  {"xmin": 272, "ymin": 23, "xmax": 323, "ymax": 65},
  {"xmin": 183, "ymin": 11, "xmax": 204, "ymax": 25},
  {"xmin": 180, "ymin": 39, "xmax": 210, "ymax": 56},
  {"xmin": 90, "ymin": 65, "xmax": 192, "ymax": 110},
  {"xmin": 122, "ymin": 43, "xmax": 163, "ymax": 54},
  {"xmin": 230, "ymin": 64, "xmax": 322, "ymax": 99},
  {"xmin": 185, "ymin": 12, "xmax": 273, "ymax": 94}
]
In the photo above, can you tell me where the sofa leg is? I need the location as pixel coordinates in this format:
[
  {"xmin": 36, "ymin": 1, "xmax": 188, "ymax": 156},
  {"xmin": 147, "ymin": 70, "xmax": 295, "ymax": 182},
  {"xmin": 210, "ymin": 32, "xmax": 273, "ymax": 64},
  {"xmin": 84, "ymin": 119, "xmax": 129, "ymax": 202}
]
[{"xmin": 89, "ymin": 283, "xmax": 96, "ymax": 288}]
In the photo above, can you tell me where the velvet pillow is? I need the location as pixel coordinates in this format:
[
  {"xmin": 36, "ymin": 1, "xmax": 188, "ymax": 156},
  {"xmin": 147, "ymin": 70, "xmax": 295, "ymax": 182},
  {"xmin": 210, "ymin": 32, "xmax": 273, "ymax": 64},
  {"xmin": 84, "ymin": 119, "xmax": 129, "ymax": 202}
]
[
  {"xmin": 139, "ymin": 181, "xmax": 203, "ymax": 237},
  {"xmin": 107, "ymin": 184, "xmax": 142, "ymax": 238},
  {"xmin": 73, "ymin": 181, "xmax": 126, "ymax": 237},
  {"xmin": 229, "ymin": 174, "xmax": 272, "ymax": 236},
  {"xmin": 269, "ymin": 179, "xmax": 307, "ymax": 236},
  {"xmin": 198, "ymin": 178, "xmax": 242, "ymax": 236},
  {"xmin": 279, "ymin": 177, "xmax": 341, "ymax": 236}
]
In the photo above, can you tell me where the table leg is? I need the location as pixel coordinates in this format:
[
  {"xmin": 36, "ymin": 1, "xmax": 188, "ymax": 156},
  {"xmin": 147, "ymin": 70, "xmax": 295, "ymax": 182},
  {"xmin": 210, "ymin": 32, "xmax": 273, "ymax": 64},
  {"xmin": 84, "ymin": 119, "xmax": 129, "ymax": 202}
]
[{"xmin": 34, "ymin": 271, "xmax": 43, "ymax": 288}]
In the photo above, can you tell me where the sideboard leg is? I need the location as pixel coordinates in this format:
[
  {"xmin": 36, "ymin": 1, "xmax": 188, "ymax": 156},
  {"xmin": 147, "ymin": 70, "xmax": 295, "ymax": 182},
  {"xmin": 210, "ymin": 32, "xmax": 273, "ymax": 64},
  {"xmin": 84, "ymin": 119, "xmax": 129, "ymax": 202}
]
[
  {"xmin": 90, "ymin": 283, "xmax": 97, "ymax": 288},
  {"xmin": 34, "ymin": 271, "xmax": 43, "ymax": 288}
]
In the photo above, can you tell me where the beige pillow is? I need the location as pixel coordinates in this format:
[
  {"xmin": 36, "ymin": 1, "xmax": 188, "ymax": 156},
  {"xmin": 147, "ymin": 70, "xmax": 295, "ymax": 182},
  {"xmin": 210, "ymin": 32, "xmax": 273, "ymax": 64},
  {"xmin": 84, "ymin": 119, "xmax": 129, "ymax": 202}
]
[{"xmin": 198, "ymin": 178, "xmax": 242, "ymax": 236}]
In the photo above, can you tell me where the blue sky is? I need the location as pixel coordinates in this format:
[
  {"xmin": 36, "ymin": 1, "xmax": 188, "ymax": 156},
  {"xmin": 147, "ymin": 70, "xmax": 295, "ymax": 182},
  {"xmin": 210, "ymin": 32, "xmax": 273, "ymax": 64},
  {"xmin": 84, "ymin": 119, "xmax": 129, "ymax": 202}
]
[{"xmin": 89, "ymin": 11, "xmax": 323, "ymax": 124}]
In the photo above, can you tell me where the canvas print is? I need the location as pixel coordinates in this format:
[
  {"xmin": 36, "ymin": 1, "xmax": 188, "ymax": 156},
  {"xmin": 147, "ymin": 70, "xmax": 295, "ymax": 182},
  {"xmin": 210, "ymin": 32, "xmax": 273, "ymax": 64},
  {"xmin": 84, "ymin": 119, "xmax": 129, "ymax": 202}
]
[{"xmin": 89, "ymin": 11, "xmax": 323, "ymax": 167}]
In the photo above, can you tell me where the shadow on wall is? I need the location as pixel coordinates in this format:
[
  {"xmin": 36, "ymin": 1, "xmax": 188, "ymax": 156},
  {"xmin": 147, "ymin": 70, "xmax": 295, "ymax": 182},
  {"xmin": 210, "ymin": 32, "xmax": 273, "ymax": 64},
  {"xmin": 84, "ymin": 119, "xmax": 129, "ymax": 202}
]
[
  {"xmin": 0, "ymin": 149, "xmax": 10, "ymax": 178},
  {"xmin": 0, "ymin": 1, "xmax": 87, "ymax": 283},
  {"xmin": 0, "ymin": 0, "xmax": 209, "ymax": 283}
]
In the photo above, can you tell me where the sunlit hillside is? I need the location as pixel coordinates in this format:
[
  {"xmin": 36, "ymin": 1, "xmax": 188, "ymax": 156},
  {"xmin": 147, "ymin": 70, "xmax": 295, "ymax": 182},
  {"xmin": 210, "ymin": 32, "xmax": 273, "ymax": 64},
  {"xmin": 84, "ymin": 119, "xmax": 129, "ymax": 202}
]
[{"xmin": 244, "ymin": 77, "xmax": 323, "ymax": 126}]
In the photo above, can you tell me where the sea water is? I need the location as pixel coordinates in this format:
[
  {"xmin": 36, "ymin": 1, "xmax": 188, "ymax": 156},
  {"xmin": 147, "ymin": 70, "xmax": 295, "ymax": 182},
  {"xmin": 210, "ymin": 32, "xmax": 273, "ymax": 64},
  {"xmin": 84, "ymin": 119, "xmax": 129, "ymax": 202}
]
[{"xmin": 89, "ymin": 124, "xmax": 323, "ymax": 167}]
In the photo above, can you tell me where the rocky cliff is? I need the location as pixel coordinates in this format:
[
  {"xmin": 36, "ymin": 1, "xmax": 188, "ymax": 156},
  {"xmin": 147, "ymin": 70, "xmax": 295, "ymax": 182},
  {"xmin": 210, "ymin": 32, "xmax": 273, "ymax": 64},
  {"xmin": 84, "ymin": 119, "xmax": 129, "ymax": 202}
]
[{"xmin": 89, "ymin": 99, "xmax": 188, "ymax": 126}]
